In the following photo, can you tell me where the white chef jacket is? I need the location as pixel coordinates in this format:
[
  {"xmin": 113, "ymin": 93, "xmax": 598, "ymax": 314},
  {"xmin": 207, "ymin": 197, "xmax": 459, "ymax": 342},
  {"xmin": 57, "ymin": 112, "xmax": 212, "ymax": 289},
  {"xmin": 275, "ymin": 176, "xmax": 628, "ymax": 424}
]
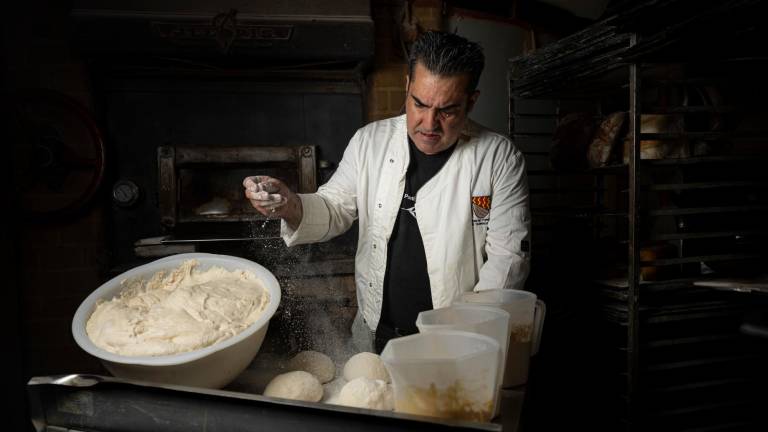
[{"xmin": 282, "ymin": 114, "xmax": 531, "ymax": 333}]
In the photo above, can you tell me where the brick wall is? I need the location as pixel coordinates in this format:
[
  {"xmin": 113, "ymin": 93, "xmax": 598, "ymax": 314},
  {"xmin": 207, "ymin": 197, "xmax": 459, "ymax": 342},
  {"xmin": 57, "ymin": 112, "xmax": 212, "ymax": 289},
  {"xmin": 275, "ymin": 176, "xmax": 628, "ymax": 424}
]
[
  {"xmin": 367, "ymin": 0, "xmax": 444, "ymax": 122},
  {"xmin": 412, "ymin": 0, "xmax": 444, "ymax": 31}
]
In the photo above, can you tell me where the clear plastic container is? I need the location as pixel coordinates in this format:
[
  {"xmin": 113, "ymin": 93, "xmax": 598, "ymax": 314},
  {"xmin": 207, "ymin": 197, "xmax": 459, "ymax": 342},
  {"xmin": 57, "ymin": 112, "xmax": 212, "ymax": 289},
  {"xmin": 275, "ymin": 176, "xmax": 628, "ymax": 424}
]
[
  {"xmin": 380, "ymin": 330, "xmax": 500, "ymax": 423},
  {"xmin": 455, "ymin": 289, "xmax": 546, "ymax": 387},
  {"xmin": 415, "ymin": 304, "xmax": 510, "ymax": 417}
]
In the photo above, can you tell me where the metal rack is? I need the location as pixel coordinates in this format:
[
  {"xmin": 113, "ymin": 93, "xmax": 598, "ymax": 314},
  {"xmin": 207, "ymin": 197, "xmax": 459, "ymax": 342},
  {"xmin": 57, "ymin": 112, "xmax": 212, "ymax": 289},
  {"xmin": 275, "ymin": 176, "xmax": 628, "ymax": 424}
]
[{"xmin": 509, "ymin": 1, "xmax": 768, "ymax": 430}]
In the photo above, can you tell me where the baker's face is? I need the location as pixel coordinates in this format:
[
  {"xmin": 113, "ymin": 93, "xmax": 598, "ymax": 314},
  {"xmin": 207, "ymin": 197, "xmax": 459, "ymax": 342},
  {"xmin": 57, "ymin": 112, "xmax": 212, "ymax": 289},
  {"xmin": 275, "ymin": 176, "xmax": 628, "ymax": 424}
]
[{"xmin": 405, "ymin": 62, "xmax": 479, "ymax": 154}]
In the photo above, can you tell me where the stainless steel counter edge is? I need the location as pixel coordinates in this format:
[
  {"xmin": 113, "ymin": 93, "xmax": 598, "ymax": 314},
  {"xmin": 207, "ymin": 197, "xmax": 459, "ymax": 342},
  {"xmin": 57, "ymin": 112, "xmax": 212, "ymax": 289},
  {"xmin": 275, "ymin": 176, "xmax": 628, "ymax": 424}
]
[{"xmin": 28, "ymin": 374, "xmax": 504, "ymax": 432}]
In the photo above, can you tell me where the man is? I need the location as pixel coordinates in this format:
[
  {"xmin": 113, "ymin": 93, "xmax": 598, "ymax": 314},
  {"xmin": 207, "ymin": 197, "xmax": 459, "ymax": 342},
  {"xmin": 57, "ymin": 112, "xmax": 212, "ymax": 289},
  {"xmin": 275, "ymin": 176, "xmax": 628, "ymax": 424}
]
[{"xmin": 244, "ymin": 31, "xmax": 530, "ymax": 353}]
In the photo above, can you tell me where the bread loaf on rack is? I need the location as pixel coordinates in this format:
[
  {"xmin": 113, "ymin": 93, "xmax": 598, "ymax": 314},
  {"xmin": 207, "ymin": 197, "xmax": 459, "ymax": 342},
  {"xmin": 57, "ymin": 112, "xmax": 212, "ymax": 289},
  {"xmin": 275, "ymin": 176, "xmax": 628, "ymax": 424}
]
[
  {"xmin": 622, "ymin": 114, "xmax": 689, "ymax": 163},
  {"xmin": 587, "ymin": 111, "xmax": 626, "ymax": 168}
]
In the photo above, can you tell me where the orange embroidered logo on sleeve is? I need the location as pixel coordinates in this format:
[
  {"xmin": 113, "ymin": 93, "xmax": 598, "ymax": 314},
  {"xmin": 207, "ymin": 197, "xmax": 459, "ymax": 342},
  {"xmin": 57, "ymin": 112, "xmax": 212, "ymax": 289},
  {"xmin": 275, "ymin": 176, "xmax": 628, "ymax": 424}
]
[{"xmin": 471, "ymin": 195, "xmax": 491, "ymax": 219}]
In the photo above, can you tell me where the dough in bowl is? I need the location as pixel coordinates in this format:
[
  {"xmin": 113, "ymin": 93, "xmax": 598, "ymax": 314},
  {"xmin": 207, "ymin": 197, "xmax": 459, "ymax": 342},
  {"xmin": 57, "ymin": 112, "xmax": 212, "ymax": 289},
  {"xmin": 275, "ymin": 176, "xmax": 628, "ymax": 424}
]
[
  {"xmin": 343, "ymin": 352, "xmax": 390, "ymax": 383},
  {"xmin": 85, "ymin": 259, "xmax": 270, "ymax": 357},
  {"xmin": 337, "ymin": 377, "xmax": 393, "ymax": 410},
  {"xmin": 263, "ymin": 371, "xmax": 323, "ymax": 402},
  {"xmin": 286, "ymin": 350, "xmax": 335, "ymax": 384}
]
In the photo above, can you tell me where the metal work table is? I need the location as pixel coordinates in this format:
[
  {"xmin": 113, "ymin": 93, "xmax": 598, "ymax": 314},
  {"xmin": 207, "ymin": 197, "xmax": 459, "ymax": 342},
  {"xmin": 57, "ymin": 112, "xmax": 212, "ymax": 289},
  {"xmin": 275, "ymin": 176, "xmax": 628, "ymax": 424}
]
[{"xmin": 28, "ymin": 374, "xmax": 525, "ymax": 431}]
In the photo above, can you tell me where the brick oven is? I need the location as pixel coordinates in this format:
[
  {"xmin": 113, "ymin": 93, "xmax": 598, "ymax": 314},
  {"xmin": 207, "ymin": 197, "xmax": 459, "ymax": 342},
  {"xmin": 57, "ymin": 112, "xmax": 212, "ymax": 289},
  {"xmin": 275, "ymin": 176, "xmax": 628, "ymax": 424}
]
[{"xmin": 71, "ymin": 0, "xmax": 374, "ymax": 356}]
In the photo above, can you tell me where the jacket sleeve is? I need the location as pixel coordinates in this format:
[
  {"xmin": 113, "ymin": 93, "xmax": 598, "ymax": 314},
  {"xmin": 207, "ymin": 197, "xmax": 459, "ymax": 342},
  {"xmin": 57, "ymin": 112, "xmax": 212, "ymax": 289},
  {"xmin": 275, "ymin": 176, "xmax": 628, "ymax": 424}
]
[
  {"xmin": 475, "ymin": 146, "xmax": 531, "ymax": 291},
  {"xmin": 281, "ymin": 130, "xmax": 361, "ymax": 246}
]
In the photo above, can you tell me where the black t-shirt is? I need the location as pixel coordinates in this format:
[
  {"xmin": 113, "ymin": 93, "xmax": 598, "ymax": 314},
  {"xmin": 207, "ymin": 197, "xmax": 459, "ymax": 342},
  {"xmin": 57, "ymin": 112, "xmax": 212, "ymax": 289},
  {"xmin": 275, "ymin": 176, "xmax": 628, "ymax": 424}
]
[{"xmin": 379, "ymin": 137, "xmax": 456, "ymax": 334}]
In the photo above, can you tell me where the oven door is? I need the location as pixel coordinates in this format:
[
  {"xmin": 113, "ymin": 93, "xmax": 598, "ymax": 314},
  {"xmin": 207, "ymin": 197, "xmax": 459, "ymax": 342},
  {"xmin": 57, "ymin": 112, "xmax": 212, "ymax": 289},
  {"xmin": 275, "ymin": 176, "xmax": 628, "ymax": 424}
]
[{"xmin": 157, "ymin": 145, "xmax": 316, "ymax": 227}]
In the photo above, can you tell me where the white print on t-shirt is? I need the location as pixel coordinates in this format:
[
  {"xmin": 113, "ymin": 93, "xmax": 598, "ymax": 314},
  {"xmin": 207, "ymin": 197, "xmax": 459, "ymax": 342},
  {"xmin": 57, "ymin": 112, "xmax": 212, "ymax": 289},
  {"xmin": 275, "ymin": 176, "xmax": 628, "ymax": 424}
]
[{"xmin": 400, "ymin": 193, "xmax": 417, "ymax": 219}]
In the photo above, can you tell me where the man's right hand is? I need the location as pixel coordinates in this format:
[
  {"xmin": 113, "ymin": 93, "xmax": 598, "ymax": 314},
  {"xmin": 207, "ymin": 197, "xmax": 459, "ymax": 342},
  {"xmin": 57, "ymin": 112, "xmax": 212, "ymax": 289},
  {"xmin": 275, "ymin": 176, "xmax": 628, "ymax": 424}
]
[{"xmin": 242, "ymin": 176, "xmax": 303, "ymax": 230}]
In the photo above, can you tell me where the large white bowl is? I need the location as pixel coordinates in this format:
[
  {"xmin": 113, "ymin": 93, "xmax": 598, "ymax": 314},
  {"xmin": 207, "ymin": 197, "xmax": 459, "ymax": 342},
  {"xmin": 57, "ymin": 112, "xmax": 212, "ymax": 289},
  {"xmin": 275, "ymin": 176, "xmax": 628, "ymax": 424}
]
[{"xmin": 72, "ymin": 253, "xmax": 281, "ymax": 389}]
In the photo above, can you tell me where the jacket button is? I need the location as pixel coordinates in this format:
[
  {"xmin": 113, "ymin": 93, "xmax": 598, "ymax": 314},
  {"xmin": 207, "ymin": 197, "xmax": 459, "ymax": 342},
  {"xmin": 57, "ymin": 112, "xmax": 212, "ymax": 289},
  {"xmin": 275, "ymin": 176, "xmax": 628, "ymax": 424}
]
[
  {"xmin": 378, "ymin": 203, "xmax": 382, "ymax": 208},
  {"xmin": 389, "ymin": 158, "xmax": 394, "ymax": 163},
  {"xmin": 373, "ymin": 244, "xmax": 377, "ymax": 249},
  {"xmin": 369, "ymin": 282, "xmax": 373, "ymax": 287}
]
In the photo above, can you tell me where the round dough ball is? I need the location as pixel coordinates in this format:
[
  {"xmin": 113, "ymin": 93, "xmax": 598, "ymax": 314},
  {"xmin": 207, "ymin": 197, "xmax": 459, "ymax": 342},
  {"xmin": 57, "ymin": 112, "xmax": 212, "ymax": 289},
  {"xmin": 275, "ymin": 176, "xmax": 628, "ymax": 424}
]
[
  {"xmin": 322, "ymin": 377, "xmax": 347, "ymax": 404},
  {"xmin": 343, "ymin": 352, "xmax": 390, "ymax": 383},
  {"xmin": 286, "ymin": 350, "xmax": 336, "ymax": 384},
  {"xmin": 263, "ymin": 371, "xmax": 323, "ymax": 402},
  {"xmin": 337, "ymin": 377, "xmax": 393, "ymax": 410}
]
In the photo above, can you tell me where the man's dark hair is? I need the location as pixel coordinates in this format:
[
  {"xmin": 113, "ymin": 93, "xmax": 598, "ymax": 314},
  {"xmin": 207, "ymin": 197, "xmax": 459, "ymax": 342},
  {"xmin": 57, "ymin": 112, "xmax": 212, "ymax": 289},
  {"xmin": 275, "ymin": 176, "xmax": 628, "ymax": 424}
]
[{"xmin": 408, "ymin": 31, "xmax": 485, "ymax": 94}]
